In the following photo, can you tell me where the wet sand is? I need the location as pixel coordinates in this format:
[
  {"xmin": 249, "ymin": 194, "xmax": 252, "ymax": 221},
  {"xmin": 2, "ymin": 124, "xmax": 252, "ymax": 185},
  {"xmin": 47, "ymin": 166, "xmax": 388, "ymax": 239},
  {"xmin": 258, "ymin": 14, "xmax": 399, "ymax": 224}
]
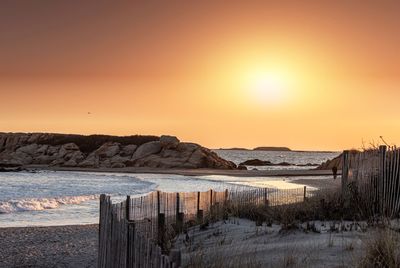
[
  {"xmin": 0, "ymin": 224, "xmax": 98, "ymax": 268},
  {"xmin": 289, "ymin": 176, "xmax": 341, "ymax": 189}
]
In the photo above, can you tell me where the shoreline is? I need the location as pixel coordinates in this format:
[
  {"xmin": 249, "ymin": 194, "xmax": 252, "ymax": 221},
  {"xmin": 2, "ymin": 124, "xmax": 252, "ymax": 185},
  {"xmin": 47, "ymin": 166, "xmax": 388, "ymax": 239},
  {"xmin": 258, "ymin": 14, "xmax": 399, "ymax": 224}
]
[{"xmin": 25, "ymin": 165, "xmax": 339, "ymax": 177}]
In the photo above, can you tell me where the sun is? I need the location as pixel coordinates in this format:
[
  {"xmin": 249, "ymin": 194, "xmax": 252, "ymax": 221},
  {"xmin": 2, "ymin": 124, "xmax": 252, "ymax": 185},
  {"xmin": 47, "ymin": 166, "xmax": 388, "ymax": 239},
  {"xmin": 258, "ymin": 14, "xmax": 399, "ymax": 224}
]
[{"xmin": 245, "ymin": 70, "xmax": 289, "ymax": 104}]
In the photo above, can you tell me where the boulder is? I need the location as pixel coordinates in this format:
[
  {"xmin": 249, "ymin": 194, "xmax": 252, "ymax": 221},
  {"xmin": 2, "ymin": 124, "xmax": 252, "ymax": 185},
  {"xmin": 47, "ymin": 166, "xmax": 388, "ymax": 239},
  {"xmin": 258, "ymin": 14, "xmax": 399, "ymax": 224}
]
[
  {"xmin": 63, "ymin": 158, "xmax": 78, "ymax": 167},
  {"xmin": 78, "ymin": 153, "xmax": 100, "ymax": 168},
  {"xmin": 131, "ymin": 141, "xmax": 162, "ymax": 161},
  {"xmin": 58, "ymin": 143, "xmax": 80, "ymax": 158},
  {"xmin": 176, "ymin": 142, "xmax": 198, "ymax": 153},
  {"xmin": 134, "ymin": 154, "xmax": 186, "ymax": 168},
  {"xmin": 99, "ymin": 159, "xmax": 111, "ymax": 168},
  {"xmin": 239, "ymin": 159, "xmax": 273, "ymax": 166},
  {"xmin": 64, "ymin": 151, "xmax": 85, "ymax": 163},
  {"xmin": 120, "ymin": 145, "xmax": 137, "ymax": 157},
  {"xmin": 317, "ymin": 154, "xmax": 342, "ymax": 170},
  {"xmin": 0, "ymin": 151, "xmax": 32, "ymax": 166},
  {"xmin": 111, "ymin": 162, "xmax": 126, "ymax": 168},
  {"xmin": 160, "ymin": 135, "xmax": 180, "ymax": 149},
  {"xmin": 47, "ymin": 146, "xmax": 60, "ymax": 156},
  {"xmin": 95, "ymin": 142, "xmax": 120, "ymax": 158},
  {"xmin": 16, "ymin": 144, "xmax": 39, "ymax": 155},
  {"xmin": 110, "ymin": 155, "xmax": 130, "ymax": 165},
  {"xmin": 32, "ymin": 155, "xmax": 57, "ymax": 165},
  {"xmin": 238, "ymin": 164, "xmax": 247, "ymax": 170},
  {"xmin": 50, "ymin": 158, "xmax": 65, "ymax": 166},
  {"xmin": 36, "ymin": 145, "xmax": 49, "ymax": 154}
]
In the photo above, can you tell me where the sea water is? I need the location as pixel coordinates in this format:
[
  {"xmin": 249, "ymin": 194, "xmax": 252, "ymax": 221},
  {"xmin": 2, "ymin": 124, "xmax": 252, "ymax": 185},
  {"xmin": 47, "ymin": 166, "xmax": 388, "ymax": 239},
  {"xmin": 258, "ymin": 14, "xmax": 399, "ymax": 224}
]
[{"xmin": 0, "ymin": 150, "xmax": 340, "ymax": 227}]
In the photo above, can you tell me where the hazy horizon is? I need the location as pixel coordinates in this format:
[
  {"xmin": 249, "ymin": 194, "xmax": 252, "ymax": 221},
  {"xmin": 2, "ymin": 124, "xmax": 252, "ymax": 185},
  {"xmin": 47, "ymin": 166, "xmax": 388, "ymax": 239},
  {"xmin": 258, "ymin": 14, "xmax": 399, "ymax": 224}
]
[{"xmin": 1, "ymin": 1, "xmax": 399, "ymax": 151}]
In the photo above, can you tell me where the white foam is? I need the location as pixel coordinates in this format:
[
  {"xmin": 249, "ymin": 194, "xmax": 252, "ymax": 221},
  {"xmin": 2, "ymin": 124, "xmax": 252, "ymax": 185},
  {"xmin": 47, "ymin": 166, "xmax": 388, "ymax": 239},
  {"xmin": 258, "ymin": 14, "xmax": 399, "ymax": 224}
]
[{"xmin": 0, "ymin": 195, "xmax": 99, "ymax": 214}]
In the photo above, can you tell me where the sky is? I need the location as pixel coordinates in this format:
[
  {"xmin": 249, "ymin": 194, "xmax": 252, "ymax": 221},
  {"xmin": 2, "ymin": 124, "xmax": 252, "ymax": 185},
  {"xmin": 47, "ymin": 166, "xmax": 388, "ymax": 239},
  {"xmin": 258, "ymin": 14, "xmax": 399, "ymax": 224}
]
[{"xmin": 1, "ymin": 1, "xmax": 400, "ymax": 151}]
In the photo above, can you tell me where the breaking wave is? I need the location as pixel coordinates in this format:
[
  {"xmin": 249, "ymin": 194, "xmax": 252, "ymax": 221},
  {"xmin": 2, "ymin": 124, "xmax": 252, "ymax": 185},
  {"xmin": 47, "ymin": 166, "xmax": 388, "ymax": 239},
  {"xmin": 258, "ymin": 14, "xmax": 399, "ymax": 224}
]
[{"xmin": 0, "ymin": 195, "xmax": 99, "ymax": 214}]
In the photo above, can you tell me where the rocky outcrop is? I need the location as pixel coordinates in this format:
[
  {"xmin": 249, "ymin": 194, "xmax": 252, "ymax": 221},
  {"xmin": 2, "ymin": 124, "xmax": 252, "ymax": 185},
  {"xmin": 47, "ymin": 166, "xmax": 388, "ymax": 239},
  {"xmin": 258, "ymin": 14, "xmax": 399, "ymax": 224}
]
[
  {"xmin": 239, "ymin": 159, "xmax": 319, "ymax": 167},
  {"xmin": 0, "ymin": 133, "xmax": 236, "ymax": 170},
  {"xmin": 316, "ymin": 154, "xmax": 342, "ymax": 170},
  {"xmin": 240, "ymin": 159, "xmax": 273, "ymax": 166}
]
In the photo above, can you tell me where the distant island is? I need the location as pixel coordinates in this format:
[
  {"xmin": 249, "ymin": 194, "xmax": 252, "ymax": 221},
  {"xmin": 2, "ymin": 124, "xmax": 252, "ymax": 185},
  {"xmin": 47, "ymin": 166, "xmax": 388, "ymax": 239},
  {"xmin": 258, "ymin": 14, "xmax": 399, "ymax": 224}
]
[
  {"xmin": 253, "ymin": 146, "xmax": 291, "ymax": 151},
  {"xmin": 218, "ymin": 146, "xmax": 292, "ymax": 152}
]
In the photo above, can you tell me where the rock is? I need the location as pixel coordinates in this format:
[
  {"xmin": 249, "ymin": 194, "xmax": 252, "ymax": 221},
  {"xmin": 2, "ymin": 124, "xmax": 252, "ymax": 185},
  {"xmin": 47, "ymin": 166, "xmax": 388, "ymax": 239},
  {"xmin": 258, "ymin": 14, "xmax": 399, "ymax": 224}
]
[
  {"xmin": 176, "ymin": 142, "xmax": 198, "ymax": 153},
  {"xmin": 277, "ymin": 162, "xmax": 292, "ymax": 166},
  {"xmin": 111, "ymin": 162, "xmax": 126, "ymax": 168},
  {"xmin": 131, "ymin": 141, "xmax": 162, "ymax": 161},
  {"xmin": 134, "ymin": 155, "xmax": 184, "ymax": 168},
  {"xmin": 317, "ymin": 154, "xmax": 343, "ymax": 170},
  {"xmin": 120, "ymin": 145, "xmax": 137, "ymax": 157},
  {"xmin": 64, "ymin": 151, "xmax": 85, "ymax": 163},
  {"xmin": 58, "ymin": 143, "xmax": 80, "ymax": 158},
  {"xmin": 238, "ymin": 164, "xmax": 247, "ymax": 170},
  {"xmin": 63, "ymin": 159, "xmax": 78, "ymax": 167},
  {"xmin": 16, "ymin": 144, "xmax": 39, "ymax": 155},
  {"xmin": 47, "ymin": 146, "xmax": 60, "ymax": 156},
  {"xmin": 187, "ymin": 148, "xmax": 236, "ymax": 169},
  {"xmin": 0, "ymin": 167, "xmax": 24, "ymax": 172},
  {"xmin": 239, "ymin": 159, "xmax": 295, "ymax": 167},
  {"xmin": 94, "ymin": 142, "xmax": 120, "ymax": 158},
  {"xmin": 32, "ymin": 155, "xmax": 57, "ymax": 165},
  {"xmin": 50, "ymin": 158, "xmax": 65, "ymax": 166},
  {"xmin": 110, "ymin": 155, "xmax": 129, "ymax": 165},
  {"xmin": 99, "ymin": 159, "xmax": 111, "ymax": 168},
  {"xmin": 160, "ymin": 135, "xmax": 180, "ymax": 149},
  {"xmin": 78, "ymin": 153, "xmax": 99, "ymax": 168},
  {"xmin": 36, "ymin": 145, "xmax": 49, "ymax": 154},
  {"xmin": 240, "ymin": 159, "xmax": 273, "ymax": 166},
  {"xmin": 0, "ymin": 151, "xmax": 32, "ymax": 166}
]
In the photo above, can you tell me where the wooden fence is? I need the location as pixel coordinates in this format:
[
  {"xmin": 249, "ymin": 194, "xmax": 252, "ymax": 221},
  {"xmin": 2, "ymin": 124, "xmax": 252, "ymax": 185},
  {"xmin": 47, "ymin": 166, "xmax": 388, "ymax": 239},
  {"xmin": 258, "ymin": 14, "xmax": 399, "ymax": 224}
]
[
  {"xmin": 98, "ymin": 186, "xmax": 316, "ymax": 268},
  {"xmin": 342, "ymin": 145, "xmax": 400, "ymax": 218}
]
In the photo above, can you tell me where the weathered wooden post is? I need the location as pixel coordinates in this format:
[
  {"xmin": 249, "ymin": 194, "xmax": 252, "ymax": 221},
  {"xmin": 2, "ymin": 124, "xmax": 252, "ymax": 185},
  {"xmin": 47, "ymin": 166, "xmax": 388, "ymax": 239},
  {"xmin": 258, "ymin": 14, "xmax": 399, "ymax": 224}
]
[
  {"xmin": 176, "ymin": 193, "xmax": 184, "ymax": 232},
  {"xmin": 303, "ymin": 186, "xmax": 307, "ymax": 202},
  {"xmin": 169, "ymin": 249, "xmax": 182, "ymax": 267},
  {"xmin": 126, "ymin": 220, "xmax": 135, "ymax": 267},
  {"xmin": 157, "ymin": 191, "xmax": 166, "ymax": 249},
  {"xmin": 209, "ymin": 189, "xmax": 214, "ymax": 218},
  {"xmin": 157, "ymin": 191, "xmax": 161, "ymax": 216},
  {"xmin": 342, "ymin": 150, "xmax": 350, "ymax": 194},
  {"xmin": 379, "ymin": 145, "xmax": 387, "ymax": 215},
  {"xmin": 125, "ymin": 195, "xmax": 131, "ymax": 267},
  {"xmin": 126, "ymin": 195, "xmax": 131, "ymax": 220},
  {"xmin": 196, "ymin": 191, "xmax": 203, "ymax": 223},
  {"xmin": 264, "ymin": 188, "xmax": 269, "ymax": 206},
  {"xmin": 98, "ymin": 194, "xmax": 106, "ymax": 268}
]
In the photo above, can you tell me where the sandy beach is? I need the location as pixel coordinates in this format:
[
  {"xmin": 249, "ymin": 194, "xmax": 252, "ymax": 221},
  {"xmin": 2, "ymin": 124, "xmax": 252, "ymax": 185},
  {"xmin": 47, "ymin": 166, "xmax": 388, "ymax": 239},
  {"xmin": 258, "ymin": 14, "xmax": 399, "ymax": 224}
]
[{"xmin": 0, "ymin": 224, "xmax": 98, "ymax": 268}]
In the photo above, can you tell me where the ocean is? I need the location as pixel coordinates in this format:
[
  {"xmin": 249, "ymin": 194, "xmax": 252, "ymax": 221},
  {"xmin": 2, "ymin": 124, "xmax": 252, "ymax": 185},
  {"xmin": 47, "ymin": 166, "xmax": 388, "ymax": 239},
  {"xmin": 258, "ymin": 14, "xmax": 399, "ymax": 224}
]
[{"xmin": 0, "ymin": 150, "xmax": 339, "ymax": 227}]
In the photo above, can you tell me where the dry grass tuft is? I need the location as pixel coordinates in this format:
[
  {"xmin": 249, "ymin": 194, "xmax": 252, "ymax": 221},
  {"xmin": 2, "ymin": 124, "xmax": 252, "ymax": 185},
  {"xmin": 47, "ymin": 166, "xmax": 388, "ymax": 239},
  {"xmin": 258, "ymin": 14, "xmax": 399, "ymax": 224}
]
[{"xmin": 358, "ymin": 228, "xmax": 400, "ymax": 268}]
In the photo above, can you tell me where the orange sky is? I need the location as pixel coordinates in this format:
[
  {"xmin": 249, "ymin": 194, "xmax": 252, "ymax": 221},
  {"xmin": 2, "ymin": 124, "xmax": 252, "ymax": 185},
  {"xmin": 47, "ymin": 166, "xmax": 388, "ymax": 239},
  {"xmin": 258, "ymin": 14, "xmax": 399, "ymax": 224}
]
[{"xmin": 1, "ymin": 1, "xmax": 400, "ymax": 151}]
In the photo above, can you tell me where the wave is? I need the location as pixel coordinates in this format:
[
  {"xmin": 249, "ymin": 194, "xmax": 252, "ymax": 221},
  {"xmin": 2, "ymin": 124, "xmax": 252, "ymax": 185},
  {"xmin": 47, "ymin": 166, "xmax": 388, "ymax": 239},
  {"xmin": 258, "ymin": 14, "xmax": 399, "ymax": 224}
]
[{"xmin": 0, "ymin": 195, "xmax": 99, "ymax": 214}]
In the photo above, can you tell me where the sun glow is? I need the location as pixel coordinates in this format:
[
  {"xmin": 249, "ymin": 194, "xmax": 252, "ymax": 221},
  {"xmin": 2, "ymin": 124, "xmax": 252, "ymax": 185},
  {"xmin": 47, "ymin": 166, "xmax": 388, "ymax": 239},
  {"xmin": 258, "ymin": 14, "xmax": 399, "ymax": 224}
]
[{"xmin": 243, "ymin": 69, "xmax": 292, "ymax": 105}]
